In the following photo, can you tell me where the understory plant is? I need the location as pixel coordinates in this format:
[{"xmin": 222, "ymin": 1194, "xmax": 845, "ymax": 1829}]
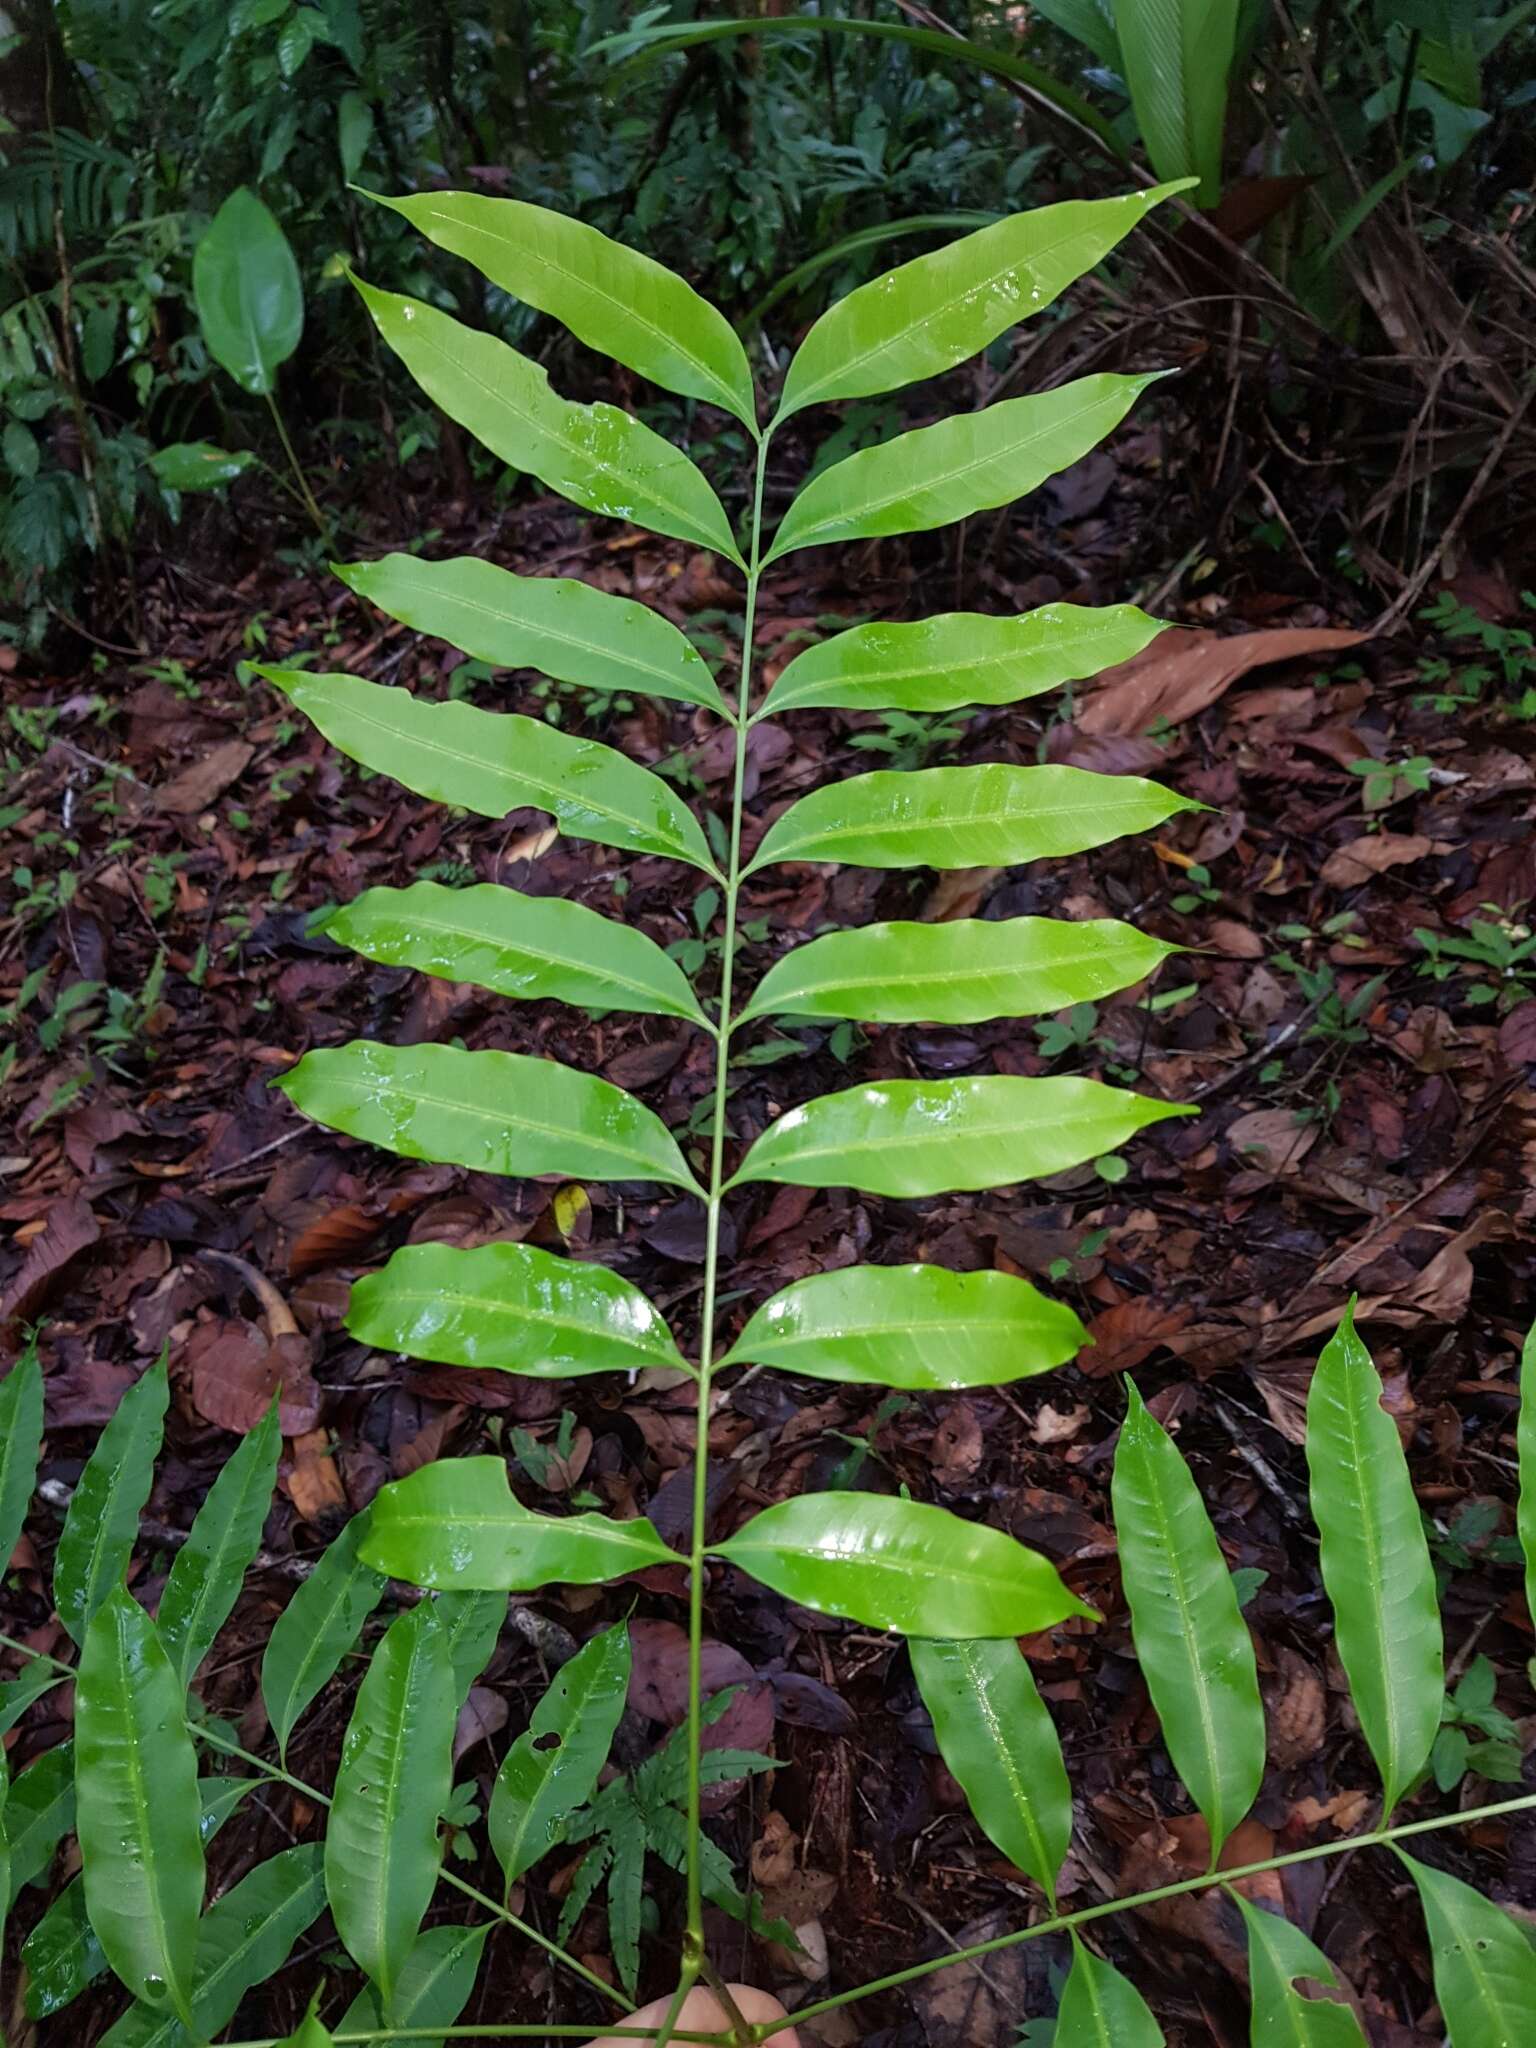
[{"xmin": 4, "ymin": 192, "xmax": 1536, "ymax": 2046}]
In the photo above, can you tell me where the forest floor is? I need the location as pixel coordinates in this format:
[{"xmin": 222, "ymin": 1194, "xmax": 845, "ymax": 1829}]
[{"xmin": 3, "ymin": 444, "xmax": 1536, "ymax": 2046}]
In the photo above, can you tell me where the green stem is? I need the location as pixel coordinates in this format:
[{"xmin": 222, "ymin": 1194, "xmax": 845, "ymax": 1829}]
[{"xmin": 263, "ymin": 388, "xmax": 331, "ymax": 544}]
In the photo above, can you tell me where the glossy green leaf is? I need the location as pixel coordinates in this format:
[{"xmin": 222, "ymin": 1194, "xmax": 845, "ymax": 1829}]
[
  {"xmin": 280, "ymin": 1040, "xmax": 698, "ymax": 1191},
  {"xmin": 54, "ymin": 1355, "xmax": 168, "ymax": 1647},
  {"xmin": 1116, "ymin": 0, "xmax": 1239, "ymax": 205},
  {"xmin": 747, "ymin": 763, "xmax": 1197, "ymax": 874},
  {"xmin": 97, "ymin": 1844, "xmax": 326, "ymax": 2048},
  {"xmin": 714, "ymin": 1493, "xmax": 1094, "ymax": 1637},
  {"xmin": 1055, "ymin": 1934, "xmax": 1164, "ymax": 2046},
  {"xmin": 1111, "ymin": 1381, "xmax": 1264, "ymax": 1861},
  {"xmin": 490, "ymin": 1621, "xmax": 631, "ymax": 1885},
  {"xmin": 148, "ymin": 443, "xmax": 256, "ymax": 492},
  {"xmin": 759, "ymin": 602, "xmax": 1166, "ymax": 716},
  {"xmin": 740, "ymin": 917, "xmax": 1177, "ymax": 1026},
  {"xmin": 258, "ymin": 666, "xmax": 716, "ymax": 872},
  {"xmin": 910, "ymin": 1636, "xmax": 1071, "ymax": 1900},
  {"xmin": 277, "ymin": 2009, "xmax": 335, "ymax": 2048},
  {"xmin": 348, "ymin": 1239, "xmax": 689, "ymax": 1380},
  {"xmin": 1399, "ymin": 1852, "xmax": 1536, "ymax": 2047},
  {"xmin": 157, "ymin": 1397, "xmax": 280, "ymax": 1686},
  {"xmin": 371, "ymin": 191, "xmax": 755, "ymax": 428},
  {"xmin": 338, "ymin": 1921, "xmax": 490, "ymax": 2044},
  {"xmin": 326, "ymin": 1601, "xmax": 456, "ymax": 2008},
  {"xmin": 721, "ymin": 1263, "xmax": 1085, "ymax": 1389},
  {"xmin": 336, "ymin": 552, "xmax": 727, "ymax": 715},
  {"xmin": 192, "ymin": 187, "xmax": 302, "ymax": 396},
  {"xmin": 353, "ymin": 276, "xmax": 742, "ymax": 562},
  {"xmin": 4, "ymin": 1740, "xmax": 73, "ymax": 1902},
  {"xmin": 0, "ymin": 1661, "xmax": 66, "ymax": 1736},
  {"xmin": 0, "ymin": 1329, "xmax": 44, "ymax": 1569},
  {"xmin": 1305, "ymin": 1305, "xmax": 1442, "ymax": 1816},
  {"xmin": 1518, "ymin": 1320, "xmax": 1535, "ymax": 1639},
  {"xmin": 363, "ymin": 1457, "xmax": 674, "ymax": 1590},
  {"xmin": 1231, "ymin": 1891, "xmax": 1366, "ymax": 2046},
  {"xmin": 321, "ymin": 879, "xmax": 707, "ymax": 1024},
  {"xmin": 733, "ymin": 1074, "xmax": 1191, "ymax": 1198},
  {"xmin": 436, "ymin": 1590, "xmax": 507, "ymax": 1701},
  {"xmin": 1, "ymin": 1749, "xmax": 10, "ymax": 1974},
  {"xmin": 765, "ymin": 373, "xmax": 1161, "ymax": 561},
  {"xmin": 779, "ymin": 184, "xmax": 1189, "ymax": 417},
  {"xmin": 261, "ymin": 1509, "xmax": 387, "ymax": 1763},
  {"xmin": 76, "ymin": 1588, "xmax": 203, "ymax": 2020}
]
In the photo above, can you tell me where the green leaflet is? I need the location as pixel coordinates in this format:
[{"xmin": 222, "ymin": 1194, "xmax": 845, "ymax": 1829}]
[
  {"xmin": 258, "ymin": 667, "xmax": 716, "ymax": 872},
  {"xmin": 280, "ymin": 1041, "xmax": 699, "ymax": 1191},
  {"xmin": 1305, "ymin": 1306, "xmax": 1442, "ymax": 1816},
  {"xmin": 370, "ymin": 191, "xmax": 756, "ymax": 428},
  {"xmin": 1116, "ymin": 0, "xmax": 1239, "ymax": 205},
  {"xmin": 157, "ymin": 1397, "xmax": 280, "ymax": 1685},
  {"xmin": 765, "ymin": 373, "xmax": 1161, "ymax": 560},
  {"xmin": 721, "ymin": 1263, "xmax": 1085, "ymax": 1389},
  {"xmin": 348, "ymin": 1240, "xmax": 690, "ymax": 1380},
  {"xmin": 321, "ymin": 879, "xmax": 708, "ymax": 1024},
  {"xmin": 54, "ymin": 1354, "xmax": 168, "ymax": 1647},
  {"xmin": 1399, "ymin": 1852, "xmax": 1536, "ymax": 2046},
  {"xmin": 353, "ymin": 275, "xmax": 742, "ymax": 563},
  {"xmin": 489, "ymin": 1622, "xmax": 631, "ymax": 1886},
  {"xmin": 362, "ymin": 1457, "xmax": 675, "ymax": 1591},
  {"xmin": 4, "ymin": 1740, "xmax": 73, "ymax": 1902},
  {"xmin": 1111, "ymin": 1382, "xmax": 1264, "ymax": 1861},
  {"xmin": 276, "ymin": 2011, "xmax": 335, "ymax": 2048},
  {"xmin": 0, "ymin": 1330, "xmax": 43, "ymax": 1568},
  {"xmin": 746, "ymin": 763, "xmax": 1198, "ymax": 873},
  {"xmin": 605, "ymin": 1787, "xmax": 648, "ymax": 1998},
  {"xmin": 326, "ymin": 1602, "xmax": 456, "ymax": 2009},
  {"xmin": 0, "ymin": 1662, "xmax": 65, "ymax": 1736},
  {"xmin": 148, "ymin": 442, "xmax": 256, "ymax": 492},
  {"xmin": 779, "ymin": 184, "xmax": 1191, "ymax": 416},
  {"xmin": 191, "ymin": 187, "xmax": 302, "ymax": 396},
  {"xmin": 758, "ymin": 602, "xmax": 1166, "ymax": 716},
  {"xmin": 261, "ymin": 1509, "xmax": 387, "ymax": 1763},
  {"xmin": 910, "ymin": 1637, "xmax": 1071, "ymax": 1900},
  {"xmin": 714, "ymin": 1493, "xmax": 1095, "ymax": 1637},
  {"xmin": 1518, "ymin": 1320, "xmax": 1535, "ymax": 1637},
  {"xmin": 336, "ymin": 553, "xmax": 728, "ymax": 715},
  {"xmin": 732, "ymin": 1074, "xmax": 1192, "ymax": 1198},
  {"xmin": 1230, "ymin": 1892, "xmax": 1366, "ymax": 2046},
  {"xmin": 740, "ymin": 917, "xmax": 1178, "ymax": 1026},
  {"xmin": 75, "ymin": 1589, "xmax": 204, "ymax": 2022},
  {"xmin": 1055, "ymin": 1934, "xmax": 1165, "ymax": 2045},
  {"xmin": 0, "ymin": 1752, "xmax": 8, "ymax": 2018},
  {"xmin": 96, "ymin": 1844, "xmax": 326, "ymax": 2048},
  {"xmin": 338, "ymin": 1921, "xmax": 491, "ymax": 2046},
  {"xmin": 436, "ymin": 1590, "xmax": 507, "ymax": 1702}
]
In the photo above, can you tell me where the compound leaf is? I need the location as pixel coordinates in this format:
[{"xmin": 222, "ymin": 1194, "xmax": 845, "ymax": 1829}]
[
  {"xmin": 157, "ymin": 1397, "xmax": 281, "ymax": 1686},
  {"xmin": 280, "ymin": 1041, "xmax": 698, "ymax": 1191},
  {"xmin": 721, "ymin": 1263, "xmax": 1085, "ymax": 1388},
  {"xmin": 1231, "ymin": 1891, "xmax": 1366, "ymax": 2046},
  {"xmin": 338, "ymin": 1921, "xmax": 491, "ymax": 2045},
  {"xmin": 714, "ymin": 1493, "xmax": 1094, "ymax": 1637},
  {"xmin": 1111, "ymin": 1381, "xmax": 1264, "ymax": 1861},
  {"xmin": 490, "ymin": 1622, "xmax": 631, "ymax": 1886},
  {"xmin": 1305, "ymin": 1305, "xmax": 1442, "ymax": 1816},
  {"xmin": 0, "ymin": 1330, "xmax": 44, "ymax": 1571},
  {"xmin": 261, "ymin": 1510, "xmax": 387, "ymax": 1763},
  {"xmin": 1055, "ymin": 1934, "xmax": 1164, "ymax": 2045},
  {"xmin": 1399, "ymin": 1852, "xmax": 1536, "ymax": 2047},
  {"xmin": 910, "ymin": 1636, "xmax": 1071, "ymax": 1900},
  {"xmin": 55, "ymin": 1355, "xmax": 168, "ymax": 1648},
  {"xmin": 192, "ymin": 187, "xmax": 302, "ymax": 396}
]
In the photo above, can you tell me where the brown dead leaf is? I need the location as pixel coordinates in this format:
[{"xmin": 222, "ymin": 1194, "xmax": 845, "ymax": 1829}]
[
  {"xmin": 2, "ymin": 1194, "xmax": 100, "ymax": 1328},
  {"xmin": 285, "ymin": 1427, "xmax": 348, "ymax": 1524},
  {"xmin": 930, "ymin": 1399, "xmax": 984, "ymax": 1485},
  {"xmin": 288, "ymin": 1203, "xmax": 389, "ymax": 1279},
  {"xmin": 156, "ymin": 739, "xmax": 254, "ymax": 815},
  {"xmin": 1319, "ymin": 833, "xmax": 1436, "ymax": 887},
  {"xmin": 1264, "ymin": 1645, "xmax": 1327, "ymax": 1767},
  {"xmin": 184, "ymin": 1317, "xmax": 321, "ymax": 1435},
  {"xmin": 1227, "ymin": 1108, "xmax": 1319, "ymax": 1175},
  {"xmin": 453, "ymin": 1685, "xmax": 508, "ymax": 1764},
  {"xmin": 1079, "ymin": 627, "xmax": 1367, "ymax": 736},
  {"xmin": 1080, "ymin": 1298, "xmax": 1193, "ymax": 1377}
]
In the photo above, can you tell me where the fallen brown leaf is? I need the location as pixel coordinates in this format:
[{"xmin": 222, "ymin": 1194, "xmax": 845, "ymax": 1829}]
[
  {"xmin": 1319, "ymin": 833, "xmax": 1436, "ymax": 886},
  {"xmin": 1079, "ymin": 627, "xmax": 1368, "ymax": 736}
]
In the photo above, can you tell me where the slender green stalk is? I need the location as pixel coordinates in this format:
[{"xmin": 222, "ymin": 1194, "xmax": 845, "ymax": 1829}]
[{"xmin": 263, "ymin": 388, "xmax": 331, "ymax": 543}]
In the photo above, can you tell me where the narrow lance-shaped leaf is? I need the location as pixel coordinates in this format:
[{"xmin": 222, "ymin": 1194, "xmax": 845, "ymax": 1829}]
[
  {"xmin": 436, "ymin": 1591, "xmax": 507, "ymax": 1703},
  {"xmin": 1116, "ymin": 0, "xmax": 1239, "ymax": 205},
  {"xmin": 1398, "ymin": 1851, "xmax": 1536, "ymax": 2048},
  {"xmin": 604, "ymin": 1788, "xmax": 647, "ymax": 1999},
  {"xmin": 322, "ymin": 880, "xmax": 708, "ymax": 1025},
  {"xmin": 348, "ymin": 1240, "xmax": 690, "ymax": 1381},
  {"xmin": 759, "ymin": 601, "xmax": 1166, "ymax": 716},
  {"xmin": 258, "ymin": 667, "xmax": 717, "ymax": 873},
  {"xmin": 353, "ymin": 275, "xmax": 743, "ymax": 563},
  {"xmin": 192, "ymin": 187, "xmax": 302, "ymax": 395},
  {"xmin": 1230, "ymin": 1891, "xmax": 1367, "ymax": 2047},
  {"xmin": 336, "ymin": 553, "xmax": 728, "ymax": 716},
  {"xmin": 714, "ymin": 1493, "xmax": 1095, "ymax": 1638},
  {"xmin": 369, "ymin": 191, "xmax": 756, "ymax": 428},
  {"xmin": 157, "ymin": 1397, "xmax": 281, "ymax": 1686},
  {"xmin": 148, "ymin": 443, "xmax": 256, "ymax": 492},
  {"xmin": 779, "ymin": 183, "xmax": 1191, "ymax": 416},
  {"xmin": 0, "ymin": 1330, "xmax": 44, "ymax": 1569},
  {"xmin": 326, "ymin": 1601, "xmax": 456, "ymax": 2010},
  {"xmin": 54, "ymin": 1354, "xmax": 168, "ymax": 1647},
  {"xmin": 3, "ymin": 1741, "xmax": 73, "ymax": 1904},
  {"xmin": 362, "ymin": 1458, "xmax": 675, "ymax": 1591},
  {"xmin": 0, "ymin": 1749, "xmax": 10, "ymax": 2002},
  {"xmin": 261, "ymin": 1509, "xmax": 387, "ymax": 1763},
  {"xmin": 1055, "ymin": 1934, "xmax": 1165, "ymax": 2046},
  {"xmin": 1110, "ymin": 1381, "xmax": 1264, "ymax": 1862},
  {"xmin": 740, "ymin": 917, "xmax": 1178, "ymax": 1026},
  {"xmin": 1305, "ymin": 1305, "xmax": 1442, "ymax": 1816},
  {"xmin": 747, "ymin": 762, "xmax": 1199, "ymax": 874},
  {"xmin": 280, "ymin": 1041, "xmax": 699, "ymax": 1192},
  {"xmin": 765, "ymin": 372, "xmax": 1163, "ymax": 561},
  {"xmin": 910, "ymin": 1637, "xmax": 1071, "ymax": 1901},
  {"xmin": 732, "ymin": 1074, "xmax": 1192, "ymax": 1199},
  {"xmin": 721, "ymin": 1263, "xmax": 1085, "ymax": 1390},
  {"xmin": 0, "ymin": 1660, "xmax": 64, "ymax": 1737},
  {"xmin": 490, "ymin": 1621, "xmax": 631, "ymax": 1886},
  {"xmin": 1517, "ymin": 1319, "xmax": 1535, "ymax": 1639},
  {"xmin": 75, "ymin": 1588, "xmax": 204, "ymax": 2023},
  {"xmin": 337, "ymin": 1922, "xmax": 491, "ymax": 2048}
]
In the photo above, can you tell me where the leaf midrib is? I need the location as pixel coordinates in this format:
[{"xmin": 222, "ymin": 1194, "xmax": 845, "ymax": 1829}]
[{"xmin": 343, "ymin": 901, "xmax": 694, "ymax": 1011}]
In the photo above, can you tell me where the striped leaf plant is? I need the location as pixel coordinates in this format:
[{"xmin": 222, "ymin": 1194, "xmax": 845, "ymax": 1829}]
[{"xmin": 2, "ymin": 195, "xmax": 1534, "ymax": 2046}]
